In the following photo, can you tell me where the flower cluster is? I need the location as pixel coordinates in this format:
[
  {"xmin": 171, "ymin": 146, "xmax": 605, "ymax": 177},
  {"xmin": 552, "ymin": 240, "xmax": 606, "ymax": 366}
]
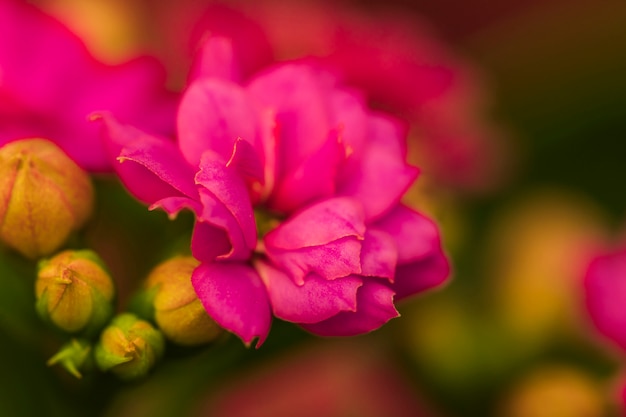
[{"xmin": 98, "ymin": 37, "xmax": 450, "ymax": 346}]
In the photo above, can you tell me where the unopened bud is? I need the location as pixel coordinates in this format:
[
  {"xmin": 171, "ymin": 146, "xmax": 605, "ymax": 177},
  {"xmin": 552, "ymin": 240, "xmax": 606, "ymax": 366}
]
[
  {"xmin": 36, "ymin": 250, "xmax": 114, "ymax": 335},
  {"xmin": 47, "ymin": 338, "xmax": 93, "ymax": 379},
  {"xmin": 145, "ymin": 256, "xmax": 222, "ymax": 346},
  {"xmin": 94, "ymin": 313, "xmax": 164, "ymax": 380},
  {"xmin": 0, "ymin": 139, "xmax": 94, "ymax": 259}
]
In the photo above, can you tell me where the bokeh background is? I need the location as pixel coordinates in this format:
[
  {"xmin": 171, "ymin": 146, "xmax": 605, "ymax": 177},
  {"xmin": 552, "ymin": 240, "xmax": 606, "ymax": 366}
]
[{"xmin": 2, "ymin": 0, "xmax": 626, "ymax": 416}]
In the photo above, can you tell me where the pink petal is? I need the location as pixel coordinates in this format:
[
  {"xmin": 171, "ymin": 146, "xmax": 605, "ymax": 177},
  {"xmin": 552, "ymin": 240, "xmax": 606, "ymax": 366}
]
[
  {"xmin": 373, "ymin": 205, "xmax": 441, "ymax": 263},
  {"xmin": 329, "ymin": 88, "xmax": 368, "ymax": 155},
  {"xmin": 360, "ymin": 230, "xmax": 398, "ymax": 281},
  {"xmin": 192, "ymin": 262, "xmax": 272, "ymax": 348},
  {"xmin": 191, "ymin": 220, "xmax": 234, "ymax": 262},
  {"xmin": 149, "ymin": 196, "xmax": 202, "ymax": 219},
  {"xmin": 393, "ymin": 248, "xmax": 450, "ymax": 301},
  {"xmin": 247, "ymin": 64, "xmax": 331, "ymax": 178},
  {"xmin": 255, "ymin": 260, "xmax": 363, "ymax": 324},
  {"xmin": 94, "ymin": 114, "xmax": 197, "ymax": 204},
  {"xmin": 226, "ymin": 137, "xmax": 264, "ymax": 183},
  {"xmin": 301, "ymin": 279, "xmax": 399, "ymax": 336},
  {"xmin": 195, "ymin": 151, "xmax": 257, "ymax": 259},
  {"xmin": 268, "ymin": 129, "xmax": 345, "ymax": 214},
  {"xmin": 189, "ymin": 36, "xmax": 240, "ymax": 83},
  {"xmin": 177, "ymin": 78, "xmax": 259, "ymax": 166},
  {"xmin": 585, "ymin": 248, "xmax": 626, "ymax": 351},
  {"xmin": 338, "ymin": 114, "xmax": 418, "ymax": 221}
]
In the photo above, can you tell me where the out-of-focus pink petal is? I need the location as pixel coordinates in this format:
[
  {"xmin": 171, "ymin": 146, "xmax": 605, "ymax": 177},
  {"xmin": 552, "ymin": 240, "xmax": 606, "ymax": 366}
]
[
  {"xmin": 360, "ymin": 230, "xmax": 398, "ymax": 281},
  {"xmin": 178, "ymin": 78, "xmax": 258, "ymax": 166},
  {"xmin": 195, "ymin": 151, "xmax": 257, "ymax": 259},
  {"xmin": 393, "ymin": 249, "xmax": 450, "ymax": 301},
  {"xmin": 247, "ymin": 64, "xmax": 331, "ymax": 178},
  {"xmin": 301, "ymin": 279, "xmax": 398, "ymax": 336},
  {"xmin": 584, "ymin": 247, "xmax": 626, "ymax": 351},
  {"xmin": 192, "ymin": 262, "xmax": 272, "ymax": 348},
  {"xmin": 191, "ymin": 220, "xmax": 233, "ymax": 262},
  {"xmin": 338, "ymin": 114, "xmax": 418, "ymax": 221},
  {"xmin": 94, "ymin": 114, "xmax": 197, "ymax": 204},
  {"xmin": 264, "ymin": 198, "xmax": 366, "ymax": 283},
  {"xmin": 189, "ymin": 36, "xmax": 240, "ymax": 83},
  {"xmin": 265, "ymin": 197, "xmax": 365, "ymax": 249},
  {"xmin": 255, "ymin": 260, "xmax": 363, "ymax": 324},
  {"xmin": 269, "ymin": 129, "xmax": 345, "ymax": 214},
  {"xmin": 226, "ymin": 137, "xmax": 264, "ymax": 184},
  {"xmin": 373, "ymin": 204, "xmax": 440, "ymax": 263},
  {"xmin": 329, "ymin": 88, "xmax": 368, "ymax": 154}
]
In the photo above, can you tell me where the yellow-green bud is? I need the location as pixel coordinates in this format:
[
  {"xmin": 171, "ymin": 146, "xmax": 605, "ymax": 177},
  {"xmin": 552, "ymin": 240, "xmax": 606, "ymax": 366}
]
[
  {"xmin": 94, "ymin": 313, "xmax": 165, "ymax": 380},
  {"xmin": 0, "ymin": 139, "xmax": 94, "ymax": 259},
  {"xmin": 36, "ymin": 250, "xmax": 114, "ymax": 335},
  {"xmin": 145, "ymin": 256, "xmax": 222, "ymax": 346},
  {"xmin": 47, "ymin": 338, "xmax": 93, "ymax": 379}
]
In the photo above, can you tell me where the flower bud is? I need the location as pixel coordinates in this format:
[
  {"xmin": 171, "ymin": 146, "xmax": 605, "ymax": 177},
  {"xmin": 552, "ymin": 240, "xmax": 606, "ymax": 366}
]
[
  {"xmin": 36, "ymin": 250, "xmax": 114, "ymax": 335},
  {"xmin": 0, "ymin": 139, "xmax": 94, "ymax": 259},
  {"xmin": 94, "ymin": 313, "xmax": 165, "ymax": 380},
  {"xmin": 145, "ymin": 256, "xmax": 222, "ymax": 346},
  {"xmin": 47, "ymin": 338, "xmax": 93, "ymax": 379}
]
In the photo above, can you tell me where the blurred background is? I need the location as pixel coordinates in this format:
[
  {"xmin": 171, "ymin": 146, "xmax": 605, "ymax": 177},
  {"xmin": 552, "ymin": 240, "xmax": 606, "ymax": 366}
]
[{"xmin": 3, "ymin": 0, "xmax": 626, "ymax": 416}]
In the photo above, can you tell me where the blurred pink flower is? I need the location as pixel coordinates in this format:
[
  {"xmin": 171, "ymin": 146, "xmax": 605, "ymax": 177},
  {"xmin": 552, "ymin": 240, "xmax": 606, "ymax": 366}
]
[
  {"xmin": 0, "ymin": 0, "xmax": 175, "ymax": 171},
  {"xmin": 98, "ymin": 38, "xmax": 449, "ymax": 347},
  {"xmin": 584, "ymin": 243, "xmax": 626, "ymax": 351},
  {"xmin": 157, "ymin": 0, "xmax": 508, "ymax": 193}
]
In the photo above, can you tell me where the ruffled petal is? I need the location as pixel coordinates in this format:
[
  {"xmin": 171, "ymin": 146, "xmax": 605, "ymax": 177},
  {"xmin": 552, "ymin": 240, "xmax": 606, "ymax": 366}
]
[
  {"xmin": 189, "ymin": 36, "xmax": 240, "ymax": 83},
  {"xmin": 264, "ymin": 198, "xmax": 366, "ymax": 283},
  {"xmin": 192, "ymin": 262, "xmax": 271, "ymax": 348},
  {"xmin": 255, "ymin": 260, "xmax": 363, "ymax": 324},
  {"xmin": 269, "ymin": 128, "xmax": 345, "ymax": 213},
  {"xmin": 393, "ymin": 248, "xmax": 450, "ymax": 301},
  {"xmin": 372, "ymin": 204, "xmax": 441, "ymax": 263},
  {"xmin": 178, "ymin": 78, "xmax": 259, "ymax": 166},
  {"xmin": 585, "ymin": 248, "xmax": 626, "ymax": 351},
  {"xmin": 149, "ymin": 196, "xmax": 202, "ymax": 219},
  {"xmin": 360, "ymin": 230, "xmax": 398, "ymax": 281},
  {"xmin": 301, "ymin": 279, "xmax": 399, "ymax": 336},
  {"xmin": 190, "ymin": 220, "xmax": 233, "ymax": 262},
  {"xmin": 93, "ymin": 113, "xmax": 197, "ymax": 204},
  {"xmin": 338, "ymin": 114, "xmax": 418, "ymax": 221},
  {"xmin": 195, "ymin": 151, "xmax": 257, "ymax": 259}
]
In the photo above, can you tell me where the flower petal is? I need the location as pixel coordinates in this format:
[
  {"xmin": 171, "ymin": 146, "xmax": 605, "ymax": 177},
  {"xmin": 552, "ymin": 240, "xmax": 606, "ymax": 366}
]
[
  {"xmin": 149, "ymin": 196, "xmax": 202, "ymax": 219},
  {"xmin": 269, "ymin": 128, "xmax": 345, "ymax": 213},
  {"xmin": 301, "ymin": 279, "xmax": 399, "ymax": 336},
  {"xmin": 338, "ymin": 114, "xmax": 418, "ymax": 221},
  {"xmin": 178, "ymin": 78, "xmax": 259, "ymax": 166},
  {"xmin": 94, "ymin": 114, "xmax": 197, "ymax": 204},
  {"xmin": 393, "ymin": 248, "xmax": 450, "ymax": 301},
  {"xmin": 192, "ymin": 262, "xmax": 271, "ymax": 348},
  {"xmin": 585, "ymin": 248, "xmax": 626, "ymax": 351},
  {"xmin": 360, "ymin": 230, "xmax": 398, "ymax": 281},
  {"xmin": 255, "ymin": 260, "xmax": 363, "ymax": 324},
  {"xmin": 189, "ymin": 36, "xmax": 240, "ymax": 83},
  {"xmin": 190, "ymin": 220, "xmax": 233, "ymax": 262},
  {"xmin": 373, "ymin": 204, "xmax": 441, "ymax": 263}
]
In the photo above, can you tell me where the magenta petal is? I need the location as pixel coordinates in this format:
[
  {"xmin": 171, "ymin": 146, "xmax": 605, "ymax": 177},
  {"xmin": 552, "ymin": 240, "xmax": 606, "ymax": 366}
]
[
  {"xmin": 178, "ymin": 78, "xmax": 258, "ymax": 166},
  {"xmin": 191, "ymin": 220, "xmax": 233, "ymax": 262},
  {"xmin": 329, "ymin": 89, "xmax": 368, "ymax": 155},
  {"xmin": 269, "ymin": 128, "xmax": 345, "ymax": 213},
  {"xmin": 338, "ymin": 114, "xmax": 418, "ymax": 221},
  {"xmin": 373, "ymin": 205, "xmax": 441, "ymax": 264},
  {"xmin": 149, "ymin": 196, "xmax": 201, "ymax": 219},
  {"xmin": 255, "ymin": 260, "xmax": 363, "ymax": 324},
  {"xmin": 94, "ymin": 114, "xmax": 197, "ymax": 204},
  {"xmin": 585, "ymin": 248, "xmax": 626, "ymax": 351},
  {"xmin": 195, "ymin": 151, "xmax": 257, "ymax": 259},
  {"xmin": 393, "ymin": 248, "xmax": 450, "ymax": 301},
  {"xmin": 265, "ymin": 197, "xmax": 365, "ymax": 249},
  {"xmin": 189, "ymin": 36, "xmax": 240, "ymax": 83},
  {"xmin": 192, "ymin": 262, "xmax": 271, "ymax": 348},
  {"xmin": 301, "ymin": 279, "xmax": 399, "ymax": 336},
  {"xmin": 360, "ymin": 230, "xmax": 398, "ymax": 281},
  {"xmin": 226, "ymin": 137, "xmax": 264, "ymax": 183}
]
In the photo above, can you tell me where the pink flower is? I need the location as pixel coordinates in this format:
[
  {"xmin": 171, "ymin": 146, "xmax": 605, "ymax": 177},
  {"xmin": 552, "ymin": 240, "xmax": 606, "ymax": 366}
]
[
  {"xmin": 97, "ymin": 37, "xmax": 449, "ymax": 347},
  {"xmin": 0, "ymin": 0, "xmax": 175, "ymax": 171},
  {"xmin": 584, "ymin": 243, "xmax": 626, "ymax": 351}
]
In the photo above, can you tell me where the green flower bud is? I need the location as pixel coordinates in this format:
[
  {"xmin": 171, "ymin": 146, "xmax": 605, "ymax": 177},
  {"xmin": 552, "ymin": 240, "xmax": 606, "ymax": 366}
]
[
  {"xmin": 47, "ymin": 338, "xmax": 92, "ymax": 379},
  {"xmin": 0, "ymin": 139, "xmax": 94, "ymax": 259},
  {"xmin": 95, "ymin": 313, "xmax": 164, "ymax": 380},
  {"xmin": 145, "ymin": 256, "xmax": 222, "ymax": 346},
  {"xmin": 36, "ymin": 250, "xmax": 114, "ymax": 335}
]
